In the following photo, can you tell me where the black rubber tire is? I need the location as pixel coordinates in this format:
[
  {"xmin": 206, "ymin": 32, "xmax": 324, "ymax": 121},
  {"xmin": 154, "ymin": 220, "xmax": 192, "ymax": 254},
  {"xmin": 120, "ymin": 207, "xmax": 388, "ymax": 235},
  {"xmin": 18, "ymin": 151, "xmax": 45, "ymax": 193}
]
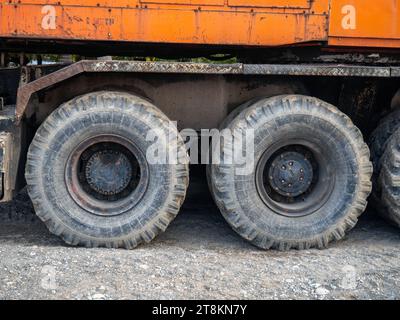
[
  {"xmin": 206, "ymin": 98, "xmax": 258, "ymax": 201},
  {"xmin": 370, "ymin": 109, "xmax": 400, "ymax": 173},
  {"xmin": 368, "ymin": 109, "xmax": 400, "ymax": 208},
  {"xmin": 377, "ymin": 128, "xmax": 400, "ymax": 227},
  {"xmin": 25, "ymin": 91, "xmax": 189, "ymax": 249},
  {"xmin": 209, "ymin": 95, "xmax": 372, "ymax": 250},
  {"xmin": 206, "ymin": 83, "xmax": 306, "ymax": 199}
]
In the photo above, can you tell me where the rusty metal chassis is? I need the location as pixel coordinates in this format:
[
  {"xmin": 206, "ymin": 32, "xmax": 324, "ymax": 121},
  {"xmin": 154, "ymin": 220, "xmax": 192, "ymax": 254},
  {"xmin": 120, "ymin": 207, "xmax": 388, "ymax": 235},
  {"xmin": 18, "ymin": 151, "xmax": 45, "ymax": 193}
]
[
  {"xmin": 16, "ymin": 60, "xmax": 400, "ymax": 125},
  {"xmin": 0, "ymin": 59, "xmax": 398, "ymax": 202}
]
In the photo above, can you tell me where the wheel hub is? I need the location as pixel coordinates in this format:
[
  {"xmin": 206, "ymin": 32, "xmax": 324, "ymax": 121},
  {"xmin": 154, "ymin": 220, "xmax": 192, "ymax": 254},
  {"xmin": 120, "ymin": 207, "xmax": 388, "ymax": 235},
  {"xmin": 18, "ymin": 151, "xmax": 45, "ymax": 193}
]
[
  {"xmin": 268, "ymin": 151, "xmax": 313, "ymax": 197},
  {"xmin": 85, "ymin": 150, "xmax": 132, "ymax": 196}
]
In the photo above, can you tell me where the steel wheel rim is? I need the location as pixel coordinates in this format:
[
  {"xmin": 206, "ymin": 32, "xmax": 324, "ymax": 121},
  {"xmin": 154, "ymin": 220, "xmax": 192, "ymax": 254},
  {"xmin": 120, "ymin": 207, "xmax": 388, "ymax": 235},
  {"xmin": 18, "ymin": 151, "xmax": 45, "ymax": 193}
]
[
  {"xmin": 256, "ymin": 138, "xmax": 336, "ymax": 217},
  {"xmin": 65, "ymin": 134, "xmax": 149, "ymax": 216}
]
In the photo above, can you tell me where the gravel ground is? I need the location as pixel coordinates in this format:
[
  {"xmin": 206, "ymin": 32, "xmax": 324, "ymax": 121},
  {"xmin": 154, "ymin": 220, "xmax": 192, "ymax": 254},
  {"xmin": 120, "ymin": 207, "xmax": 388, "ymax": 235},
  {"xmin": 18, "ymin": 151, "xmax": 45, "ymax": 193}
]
[{"xmin": 0, "ymin": 177, "xmax": 399, "ymax": 300}]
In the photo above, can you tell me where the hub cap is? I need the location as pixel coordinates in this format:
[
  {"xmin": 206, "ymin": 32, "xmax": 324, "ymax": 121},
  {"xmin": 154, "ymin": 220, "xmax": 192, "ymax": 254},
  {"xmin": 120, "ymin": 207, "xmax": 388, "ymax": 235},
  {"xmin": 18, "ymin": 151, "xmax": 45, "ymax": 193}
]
[
  {"xmin": 65, "ymin": 135, "xmax": 149, "ymax": 216},
  {"xmin": 85, "ymin": 150, "xmax": 132, "ymax": 196},
  {"xmin": 268, "ymin": 151, "xmax": 313, "ymax": 197},
  {"xmin": 256, "ymin": 142, "xmax": 335, "ymax": 217}
]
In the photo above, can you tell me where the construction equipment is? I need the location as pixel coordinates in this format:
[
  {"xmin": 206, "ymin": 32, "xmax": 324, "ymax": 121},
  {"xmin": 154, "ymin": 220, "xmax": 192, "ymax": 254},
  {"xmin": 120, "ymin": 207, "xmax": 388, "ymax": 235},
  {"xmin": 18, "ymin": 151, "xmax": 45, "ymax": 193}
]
[{"xmin": 0, "ymin": 0, "xmax": 399, "ymax": 250}]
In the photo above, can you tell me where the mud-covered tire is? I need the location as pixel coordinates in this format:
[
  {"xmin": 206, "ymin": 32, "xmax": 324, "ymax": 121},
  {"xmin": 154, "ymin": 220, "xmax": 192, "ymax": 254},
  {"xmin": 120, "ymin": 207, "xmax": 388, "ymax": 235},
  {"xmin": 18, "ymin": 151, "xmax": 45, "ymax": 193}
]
[
  {"xmin": 377, "ymin": 128, "xmax": 400, "ymax": 227},
  {"xmin": 206, "ymin": 84, "xmax": 306, "ymax": 201},
  {"xmin": 206, "ymin": 98, "xmax": 258, "ymax": 201},
  {"xmin": 209, "ymin": 95, "xmax": 372, "ymax": 250},
  {"xmin": 370, "ymin": 109, "xmax": 400, "ymax": 170},
  {"xmin": 368, "ymin": 109, "xmax": 400, "ymax": 209},
  {"xmin": 25, "ymin": 91, "xmax": 189, "ymax": 249}
]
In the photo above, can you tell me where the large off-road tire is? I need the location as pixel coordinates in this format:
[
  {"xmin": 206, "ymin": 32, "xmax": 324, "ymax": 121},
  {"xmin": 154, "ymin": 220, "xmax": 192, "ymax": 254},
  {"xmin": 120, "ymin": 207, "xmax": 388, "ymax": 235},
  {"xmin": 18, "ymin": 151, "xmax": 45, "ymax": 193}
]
[
  {"xmin": 206, "ymin": 83, "xmax": 306, "ymax": 200},
  {"xmin": 206, "ymin": 98, "xmax": 258, "ymax": 201},
  {"xmin": 209, "ymin": 95, "xmax": 372, "ymax": 250},
  {"xmin": 25, "ymin": 91, "xmax": 189, "ymax": 249},
  {"xmin": 368, "ymin": 109, "xmax": 400, "ymax": 209},
  {"xmin": 377, "ymin": 128, "xmax": 400, "ymax": 227},
  {"xmin": 369, "ymin": 109, "xmax": 400, "ymax": 170}
]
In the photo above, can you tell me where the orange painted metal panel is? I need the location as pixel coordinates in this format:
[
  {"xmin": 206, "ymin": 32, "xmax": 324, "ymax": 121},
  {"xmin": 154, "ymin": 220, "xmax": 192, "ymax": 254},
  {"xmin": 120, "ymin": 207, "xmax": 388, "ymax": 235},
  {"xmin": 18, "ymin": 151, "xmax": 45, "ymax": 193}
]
[
  {"xmin": 328, "ymin": 0, "xmax": 400, "ymax": 47},
  {"xmin": 0, "ymin": 1, "xmax": 328, "ymax": 46},
  {"xmin": 329, "ymin": 37, "xmax": 400, "ymax": 49},
  {"xmin": 0, "ymin": 0, "xmax": 399, "ymax": 49}
]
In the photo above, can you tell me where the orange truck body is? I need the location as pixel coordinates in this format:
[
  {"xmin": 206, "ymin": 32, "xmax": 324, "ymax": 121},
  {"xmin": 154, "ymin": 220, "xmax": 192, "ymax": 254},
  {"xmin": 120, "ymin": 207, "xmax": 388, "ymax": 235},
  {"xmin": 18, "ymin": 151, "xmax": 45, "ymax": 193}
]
[{"xmin": 0, "ymin": 0, "xmax": 399, "ymax": 50}]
